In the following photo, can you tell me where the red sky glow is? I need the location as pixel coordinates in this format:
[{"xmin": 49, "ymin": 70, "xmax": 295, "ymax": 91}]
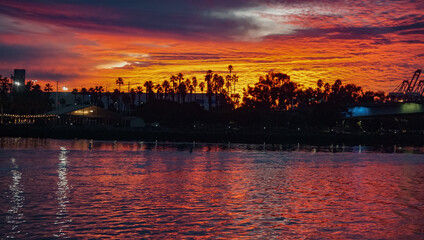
[{"xmin": 0, "ymin": 0, "xmax": 423, "ymax": 93}]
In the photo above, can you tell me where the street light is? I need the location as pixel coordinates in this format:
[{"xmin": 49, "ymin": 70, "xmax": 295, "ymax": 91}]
[
  {"xmin": 14, "ymin": 81, "xmax": 21, "ymax": 93},
  {"xmin": 62, "ymin": 86, "xmax": 68, "ymax": 91}
]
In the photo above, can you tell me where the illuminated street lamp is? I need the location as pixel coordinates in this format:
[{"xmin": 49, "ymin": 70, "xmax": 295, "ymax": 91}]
[
  {"xmin": 62, "ymin": 86, "xmax": 68, "ymax": 91},
  {"xmin": 14, "ymin": 81, "xmax": 21, "ymax": 93}
]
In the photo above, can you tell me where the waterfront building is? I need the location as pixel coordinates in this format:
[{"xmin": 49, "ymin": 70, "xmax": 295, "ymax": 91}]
[{"xmin": 47, "ymin": 105, "xmax": 121, "ymax": 126}]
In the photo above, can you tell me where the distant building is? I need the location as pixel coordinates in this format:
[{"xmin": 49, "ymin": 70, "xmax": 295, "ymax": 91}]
[
  {"xmin": 13, "ymin": 69, "xmax": 25, "ymax": 92},
  {"xmin": 47, "ymin": 105, "xmax": 121, "ymax": 126},
  {"xmin": 49, "ymin": 92, "xmax": 215, "ymax": 110},
  {"xmin": 346, "ymin": 103, "xmax": 424, "ymax": 118}
]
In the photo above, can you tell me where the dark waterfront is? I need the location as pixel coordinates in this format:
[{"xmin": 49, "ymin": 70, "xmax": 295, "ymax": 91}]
[{"xmin": 1, "ymin": 138, "xmax": 424, "ymax": 239}]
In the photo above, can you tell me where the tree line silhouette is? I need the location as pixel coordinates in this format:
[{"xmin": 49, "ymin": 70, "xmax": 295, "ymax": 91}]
[
  {"xmin": 0, "ymin": 78, "xmax": 52, "ymax": 114},
  {"xmin": 1, "ymin": 65, "xmax": 388, "ymax": 116},
  {"xmin": 69, "ymin": 66, "xmax": 241, "ymax": 113},
  {"xmin": 242, "ymin": 72, "xmax": 386, "ymax": 110},
  {"xmin": 5, "ymin": 65, "xmax": 423, "ymax": 133}
]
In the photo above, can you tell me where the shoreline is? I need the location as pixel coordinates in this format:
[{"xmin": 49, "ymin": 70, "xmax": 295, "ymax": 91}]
[{"xmin": 1, "ymin": 126, "xmax": 423, "ymax": 146}]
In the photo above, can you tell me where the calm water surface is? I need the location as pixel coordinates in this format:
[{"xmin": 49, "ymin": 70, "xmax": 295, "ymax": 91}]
[{"xmin": 1, "ymin": 138, "xmax": 424, "ymax": 239}]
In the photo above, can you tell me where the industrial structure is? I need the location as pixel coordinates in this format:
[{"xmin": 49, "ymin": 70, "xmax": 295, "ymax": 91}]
[{"xmin": 388, "ymin": 69, "xmax": 424, "ymax": 101}]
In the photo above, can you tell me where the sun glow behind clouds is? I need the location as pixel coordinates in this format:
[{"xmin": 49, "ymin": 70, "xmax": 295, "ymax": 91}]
[
  {"xmin": 212, "ymin": 3, "xmax": 346, "ymax": 40},
  {"xmin": 0, "ymin": 0, "xmax": 423, "ymax": 92},
  {"xmin": 211, "ymin": 6, "xmax": 302, "ymax": 40},
  {"xmin": 97, "ymin": 61, "xmax": 129, "ymax": 69}
]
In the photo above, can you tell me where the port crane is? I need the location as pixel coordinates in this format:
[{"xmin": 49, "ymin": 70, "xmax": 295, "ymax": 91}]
[{"xmin": 388, "ymin": 69, "xmax": 424, "ymax": 100}]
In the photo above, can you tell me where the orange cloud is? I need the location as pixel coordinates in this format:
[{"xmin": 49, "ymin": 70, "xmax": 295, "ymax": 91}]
[{"xmin": 0, "ymin": 0, "xmax": 423, "ymax": 93}]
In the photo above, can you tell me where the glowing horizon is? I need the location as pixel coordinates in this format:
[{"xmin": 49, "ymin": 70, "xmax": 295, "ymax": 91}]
[{"xmin": 0, "ymin": 0, "xmax": 423, "ymax": 93}]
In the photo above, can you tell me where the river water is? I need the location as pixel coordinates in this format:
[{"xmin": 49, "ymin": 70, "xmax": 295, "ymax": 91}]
[{"xmin": 0, "ymin": 138, "xmax": 423, "ymax": 239}]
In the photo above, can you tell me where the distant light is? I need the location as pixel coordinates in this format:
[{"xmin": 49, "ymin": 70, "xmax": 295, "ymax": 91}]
[
  {"xmin": 15, "ymin": 82, "xmax": 21, "ymax": 86},
  {"xmin": 62, "ymin": 87, "xmax": 68, "ymax": 91}
]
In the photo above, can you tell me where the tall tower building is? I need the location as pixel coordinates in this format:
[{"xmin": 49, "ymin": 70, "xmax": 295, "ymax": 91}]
[{"xmin": 13, "ymin": 69, "xmax": 25, "ymax": 92}]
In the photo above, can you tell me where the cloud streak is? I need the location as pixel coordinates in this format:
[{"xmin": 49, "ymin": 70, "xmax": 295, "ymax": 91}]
[{"xmin": 0, "ymin": 0, "xmax": 423, "ymax": 92}]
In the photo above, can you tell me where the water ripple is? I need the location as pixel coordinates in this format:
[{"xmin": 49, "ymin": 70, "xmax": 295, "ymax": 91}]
[{"xmin": 0, "ymin": 138, "xmax": 423, "ymax": 238}]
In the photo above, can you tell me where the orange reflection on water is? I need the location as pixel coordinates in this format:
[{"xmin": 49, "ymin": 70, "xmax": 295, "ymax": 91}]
[{"xmin": 1, "ymin": 139, "xmax": 423, "ymax": 238}]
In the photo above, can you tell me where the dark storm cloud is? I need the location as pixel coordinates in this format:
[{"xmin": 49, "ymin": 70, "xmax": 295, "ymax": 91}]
[
  {"xmin": 401, "ymin": 40, "xmax": 424, "ymax": 44},
  {"xmin": 0, "ymin": 0, "xmax": 424, "ymax": 42},
  {"xmin": 285, "ymin": 21, "xmax": 424, "ymax": 40},
  {"xmin": 398, "ymin": 30, "xmax": 424, "ymax": 35},
  {"xmin": 28, "ymin": 70, "xmax": 79, "ymax": 81},
  {"xmin": 0, "ymin": 67, "xmax": 81, "ymax": 82},
  {"xmin": 1, "ymin": 0, "xmax": 424, "ymax": 40},
  {"xmin": 0, "ymin": 44, "xmax": 42, "ymax": 62},
  {"xmin": 0, "ymin": 0, "xmax": 264, "ymax": 39},
  {"xmin": 0, "ymin": 43, "xmax": 80, "ymax": 62}
]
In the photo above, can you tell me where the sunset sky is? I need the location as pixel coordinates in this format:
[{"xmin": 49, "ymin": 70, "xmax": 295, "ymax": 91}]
[{"xmin": 0, "ymin": 0, "xmax": 423, "ymax": 93}]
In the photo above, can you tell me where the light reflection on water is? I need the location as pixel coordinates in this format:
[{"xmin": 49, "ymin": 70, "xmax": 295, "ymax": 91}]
[
  {"xmin": 55, "ymin": 148, "xmax": 71, "ymax": 237},
  {"xmin": 6, "ymin": 158, "xmax": 24, "ymax": 238},
  {"xmin": 0, "ymin": 138, "xmax": 423, "ymax": 239}
]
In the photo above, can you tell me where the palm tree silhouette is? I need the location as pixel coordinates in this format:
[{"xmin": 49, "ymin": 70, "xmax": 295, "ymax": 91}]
[
  {"xmin": 177, "ymin": 73, "xmax": 184, "ymax": 85},
  {"xmin": 72, "ymin": 88, "xmax": 78, "ymax": 105},
  {"xmin": 188, "ymin": 83, "xmax": 194, "ymax": 102},
  {"xmin": 0, "ymin": 76, "xmax": 11, "ymax": 94},
  {"xmin": 199, "ymin": 81, "xmax": 205, "ymax": 103},
  {"xmin": 81, "ymin": 88, "xmax": 87, "ymax": 104},
  {"xmin": 130, "ymin": 88, "xmax": 136, "ymax": 105},
  {"xmin": 116, "ymin": 77, "xmax": 124, "ymax": 92},
  {"xmin": 162, "ymin": 80, "xmax": 170, "ymax": 100},
  {"xmin": 170, "ymin": 75, "xmax": 177, "ymax": 101},
  {"xmin": 192, "ymin": 77, "xmax": 198, "ymax": 100},
  {"xmin": 232, "ymin": 74, "xmax": 238, "ymax": 96},
  {"xmin": 136, "ymin": 86, "xmax": 143, "ymax": 106},
  {"xmin": 185, "ymin": 78, "xmax": 191, "ymax": 101},
  {"xmin": 225, "ymin": 75, "xmax": 231, "ymax": 93},
  {"xmin": 155, "ymin": 84, "xmax": 163, "ymax": 100},
  {"xmin": 215, "ymin": 74, "xmax": 225, "ymax": 108},
  {"xmin": 317, "ymin": 79, "xmax": 323, "ymax": 89},
  {"xmin": 32, "ymin": 84, "xmax": 42, "ymax": 92},
  {"xmin": 228, "ymin": 65, "xmax": 234, "ymax": 95},
  {"xmin": 144, "ymin": 81, "xmax": 154, "ymax": 102},
  {"xmin": 177, "ymin": 73, "xmax": 184, "ymax": 102},
  {"xmin": 94, "ymin": 86, "xmax": 104, "ymax": 106},
  {"xmin": 205, "ymin": 70, "xmax": 213, "ymax": 109},
  {"xmin": 44, "ymin": 83, "xmax": 53, "ymax": 93},
  {"xmin": 25, "ymin": 81, "xmax": 34, "ymax": 92},
  {"xmin": 178, "ymin": 82, "xmax": 187, "ymax": 103},
  {"xmin": 88, "ymin": 87, "xmax": 95, "ymax": 104}
]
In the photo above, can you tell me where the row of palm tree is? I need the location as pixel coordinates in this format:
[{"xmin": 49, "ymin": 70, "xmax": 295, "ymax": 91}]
[
  {"xmin": 1, "ymin": 65, "xmax": 241, "ymax": 112},
  {"xmin": 0, "ymin": 76, "xmax": 53, "ymax": 114},
  {"xmin": 107, "ymin": 65, "xmax": 240, "ymax": 108},
  {"xmin": 242, "ymin": 72, "xmax": 386, "ymax": 110},
  {"xmin": 1, "ymin": 66, "xmax": 391, "ymax": 115}
]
